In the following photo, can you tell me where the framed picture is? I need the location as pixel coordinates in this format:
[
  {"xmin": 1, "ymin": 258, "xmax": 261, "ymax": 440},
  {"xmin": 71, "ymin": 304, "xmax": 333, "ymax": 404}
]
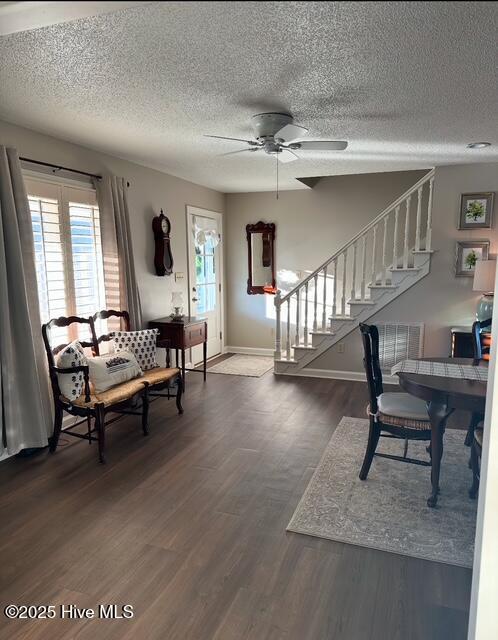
[
  {"xmin": 458, "ymin": 192, "xmax": 494, "ymax": 229},
  {"xmin": 455, "ymin": 240, "xmax": 490, "ymax": 277}
]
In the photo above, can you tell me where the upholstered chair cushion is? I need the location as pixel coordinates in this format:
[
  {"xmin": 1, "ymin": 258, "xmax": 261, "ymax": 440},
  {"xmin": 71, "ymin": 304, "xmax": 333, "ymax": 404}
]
[
  {"xmin": 378, "ymin": 392, "xmax": 429, "ymax": 420},
  {"xmin": 112, "ymin": 329, "xmax": 159, "ymax": 370},
  {"xmin": 87, "ymin": 350, "xmax": 142, "ymax": 393},
  {"xmin": 56, "ymin": 340, "xmax": 87, "ymax": 400},
  {"xmin": 376, "ymin": 392, "xmax": 431, "ymax": 430}
]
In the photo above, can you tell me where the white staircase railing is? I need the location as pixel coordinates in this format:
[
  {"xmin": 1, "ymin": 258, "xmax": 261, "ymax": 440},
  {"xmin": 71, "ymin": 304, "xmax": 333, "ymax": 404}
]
[{"xmin": 274, "ymin": 169, "xmax": 435, "ymax": 361}]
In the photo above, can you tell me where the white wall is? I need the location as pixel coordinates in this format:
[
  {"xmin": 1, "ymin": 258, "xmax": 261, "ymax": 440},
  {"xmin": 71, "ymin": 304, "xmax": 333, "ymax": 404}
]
[
  {"xmin": 468, "ymin": 264, "xmax": 498, "ymax": 638},
  {"xmin": 0, "ymin": 119, "xmax": 225, "ymax": 325}
]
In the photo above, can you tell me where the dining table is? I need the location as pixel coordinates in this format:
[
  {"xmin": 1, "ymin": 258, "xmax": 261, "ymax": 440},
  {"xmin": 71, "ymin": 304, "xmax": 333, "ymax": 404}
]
[{"xmin": 396, "ymin": 357, "xmax": 487, "ymax": 507}]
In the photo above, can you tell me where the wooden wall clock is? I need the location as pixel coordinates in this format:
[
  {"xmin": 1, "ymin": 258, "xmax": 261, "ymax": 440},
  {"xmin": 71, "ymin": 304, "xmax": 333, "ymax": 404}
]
[{"xmin": 152, "ymin": 209, "xmax": 174, "ymax": 276}]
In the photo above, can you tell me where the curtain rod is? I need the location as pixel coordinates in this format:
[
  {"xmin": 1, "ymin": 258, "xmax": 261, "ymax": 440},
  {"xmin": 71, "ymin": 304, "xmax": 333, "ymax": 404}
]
[
  {"xmin": 20, "ymin": 156, "xmax": 102, "ymax": 180},
  {"xmin": 20, "ymin": 157, "xmax": 131, "ymax": 187}
]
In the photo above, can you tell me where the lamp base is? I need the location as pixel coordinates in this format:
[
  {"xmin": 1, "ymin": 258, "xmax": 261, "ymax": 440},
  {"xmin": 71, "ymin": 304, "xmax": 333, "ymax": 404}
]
[{"xmin": 476, "ymin": 293, "xmax": 494, "ymax": 322}]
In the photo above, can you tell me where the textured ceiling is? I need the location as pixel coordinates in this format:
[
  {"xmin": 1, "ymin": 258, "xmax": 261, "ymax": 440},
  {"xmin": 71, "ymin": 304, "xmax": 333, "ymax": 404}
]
[{"xmin": 0, "ymin": 1, "xmax": 497, "ymax": 192}]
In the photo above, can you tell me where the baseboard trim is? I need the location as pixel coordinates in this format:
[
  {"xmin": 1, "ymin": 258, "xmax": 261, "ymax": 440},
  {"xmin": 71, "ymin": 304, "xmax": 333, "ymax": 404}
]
[
  {"xmin": 275, "ymin": 368, "xmax": 365, "ymax": 382},
  {"xmin": 225, "ymin": 346, "xmax": 274, "ymax": 357},
  {"xmin": 275, "ymin": 367, "xmax": 399, "ymax": 385}
]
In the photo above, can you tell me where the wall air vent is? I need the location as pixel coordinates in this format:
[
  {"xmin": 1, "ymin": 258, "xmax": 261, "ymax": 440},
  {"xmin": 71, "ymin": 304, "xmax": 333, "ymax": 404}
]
[{"xmin": 376, "ymin": 322, "xmax": 424, "ymax": 371}]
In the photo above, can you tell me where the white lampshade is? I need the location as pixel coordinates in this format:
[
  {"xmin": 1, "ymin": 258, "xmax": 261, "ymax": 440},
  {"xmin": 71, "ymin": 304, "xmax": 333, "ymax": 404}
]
[
  {"xmin": 473, "ymin": 260, "xmax": 496, "ymax": 293},
  {"xmin": 171, "ymin": 291, "xmax": 184, "ymax": 305}
]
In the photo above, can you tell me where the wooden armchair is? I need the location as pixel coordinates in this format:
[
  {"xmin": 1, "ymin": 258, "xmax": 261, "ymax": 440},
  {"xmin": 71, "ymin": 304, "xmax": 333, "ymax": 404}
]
[
  {"xmin": 358, "ymin": 323, "xmax": 432, "ymax": 480},
  {"xmin": 42, "ymin": 315, "xmax": 150, "ymax": 463},
  {"xmin": 91, "ymin": 309, "xmax": 183, "ymax": 414}
]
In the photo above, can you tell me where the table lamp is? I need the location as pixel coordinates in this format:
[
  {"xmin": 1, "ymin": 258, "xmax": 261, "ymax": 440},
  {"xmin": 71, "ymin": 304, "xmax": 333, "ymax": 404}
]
[
  {"xmin": 170, "ymin": 291, "xmax": 184, "ymax": 320},
  {"xmin": 473, "ymin": 259, "xmax": 496, "ymax": 322}
]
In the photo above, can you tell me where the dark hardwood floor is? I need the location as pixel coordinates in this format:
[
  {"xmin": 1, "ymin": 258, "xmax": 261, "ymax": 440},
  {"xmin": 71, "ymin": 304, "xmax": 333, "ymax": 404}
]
[{"xmin": 0, "ymin": 368, "xmax": 472, "ymax": 640}]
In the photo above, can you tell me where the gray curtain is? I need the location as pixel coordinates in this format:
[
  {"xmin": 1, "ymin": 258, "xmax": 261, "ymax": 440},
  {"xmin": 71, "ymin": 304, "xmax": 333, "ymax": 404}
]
[
  {"xmin": 95, "ymin": 176, "xmax": 142, "ymax": 329},
  {"xmin": 0, "ymin": 147, "xmax": 52, "ymax": 455}
]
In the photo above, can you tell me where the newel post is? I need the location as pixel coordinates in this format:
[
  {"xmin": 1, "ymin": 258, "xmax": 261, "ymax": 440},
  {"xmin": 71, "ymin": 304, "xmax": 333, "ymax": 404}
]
[{"xmin": 274, "ymin": 290, "xmax": 282, "ymax": 360}]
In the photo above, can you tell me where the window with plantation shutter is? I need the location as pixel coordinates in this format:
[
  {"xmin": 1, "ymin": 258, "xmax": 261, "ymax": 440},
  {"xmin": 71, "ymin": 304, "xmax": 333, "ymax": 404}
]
[{"xmin": 25, "ymin": 176, "xmax": 107, "ymax": 344}]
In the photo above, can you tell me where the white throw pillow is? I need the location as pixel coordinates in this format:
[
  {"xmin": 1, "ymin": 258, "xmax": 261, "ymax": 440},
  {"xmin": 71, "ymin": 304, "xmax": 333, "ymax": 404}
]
[
  {"xmin": 56, "ymin": 341, "xmax": 88, "ymax": 400},
  {"xmin": 87, "ymin": 350, "xmax": 143, "ymax": 393},
  {"xmin": 111, "ymin": 329, "xmax": 159, "ymax": 371}
]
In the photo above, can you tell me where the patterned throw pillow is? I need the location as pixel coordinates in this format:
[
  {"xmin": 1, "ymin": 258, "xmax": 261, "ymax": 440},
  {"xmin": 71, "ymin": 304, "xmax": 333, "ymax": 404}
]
[
  {"xmin": 87, "ymin": 350, "xmax": 142, "ymax": 393},
  {"xmin": 111, "ymin": 329, "xmax": 159, "ymax": 371},
  {"xmin": 56, "ymin": 341, "xmax": 88, "ymax": 400}
]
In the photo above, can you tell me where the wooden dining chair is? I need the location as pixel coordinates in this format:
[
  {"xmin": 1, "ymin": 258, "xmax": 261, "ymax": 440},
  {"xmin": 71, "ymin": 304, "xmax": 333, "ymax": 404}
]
[
  {"xmin": 464, "ymin": 318, "xmax": 491, "ymax": 447},
  {"xmin": 42, "ymin": 315, "xmax": 150, "ymax": 463},
  {"xmin": 469, "ymin": 428, "xmax": 483, "ymax": 498},
  {"xmin": 471, "ymin": 317, "xmax": 492, "ymax": 361},
  {"xmin": 358, "ymin": 323, "xmax": 432, "ymax": 480}
]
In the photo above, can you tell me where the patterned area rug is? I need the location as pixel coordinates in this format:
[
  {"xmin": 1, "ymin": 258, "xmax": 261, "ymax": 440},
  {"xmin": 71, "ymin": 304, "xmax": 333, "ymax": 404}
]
[
  {"xmin": 208, "ymin": 354, "xmax": 274, "ymax": 377},
  {"xmin": 287, "ymin": 417, "xmax": 477, "ymax": 567}
]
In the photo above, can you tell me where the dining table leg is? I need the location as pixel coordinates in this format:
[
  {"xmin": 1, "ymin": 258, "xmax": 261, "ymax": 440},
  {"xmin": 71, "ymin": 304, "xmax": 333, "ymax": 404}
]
[{"xmin": 427, "ymin": 400, "xmax": 454, "ymax": 508}]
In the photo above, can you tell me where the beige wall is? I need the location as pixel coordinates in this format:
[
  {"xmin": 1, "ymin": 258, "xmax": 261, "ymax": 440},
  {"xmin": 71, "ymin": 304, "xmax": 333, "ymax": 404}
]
[
  {"xmin": 225, "ymin": 170, "xmax": 427, "ymax": 350},
  {"xmin": 226, "ymin": 163, "xmax": 498, "ymax": 373},
  {"xmin": 312, "ymin": 162, "xmax": 498, "ymax": 372},
  {"xmin": 0, "ymin": 119, "xmax": 225, "ymax": 326}
]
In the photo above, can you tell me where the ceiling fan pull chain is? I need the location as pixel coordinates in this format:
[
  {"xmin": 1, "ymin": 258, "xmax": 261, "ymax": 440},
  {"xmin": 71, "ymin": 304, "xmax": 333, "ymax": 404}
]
[{"xmin": 276, "ymin": 154, "xmax": 279, "ymax": 200}]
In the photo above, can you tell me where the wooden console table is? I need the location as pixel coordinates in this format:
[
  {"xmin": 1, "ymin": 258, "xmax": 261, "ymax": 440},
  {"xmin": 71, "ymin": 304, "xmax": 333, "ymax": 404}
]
[{"xmin": 148, "ymin": 316, "xmax": 207, "ymax": 390}]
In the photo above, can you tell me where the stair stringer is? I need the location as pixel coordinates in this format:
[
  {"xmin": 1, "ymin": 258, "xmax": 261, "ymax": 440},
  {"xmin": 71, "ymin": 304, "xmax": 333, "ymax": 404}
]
[{"xmin": 274, "ymin": 251, "xmax": 431, "ymax": 375}]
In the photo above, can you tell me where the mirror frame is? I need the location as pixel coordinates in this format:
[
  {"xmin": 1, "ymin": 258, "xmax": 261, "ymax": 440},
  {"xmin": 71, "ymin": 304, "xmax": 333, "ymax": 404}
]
[{"xmin": 246, "ymin": 221, "xmax": 276, "ymax": 295}]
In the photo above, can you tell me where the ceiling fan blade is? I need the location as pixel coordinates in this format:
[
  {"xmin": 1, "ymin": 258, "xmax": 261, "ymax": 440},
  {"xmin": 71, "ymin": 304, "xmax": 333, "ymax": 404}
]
[
  {"xmin": 274, "ymin": 123, "xmax": 309, "ymax": 142},
  {"xmin": 220, "ymin": 148, "xmax": 260, "ymax": 157},
  {"xmin": 205, "ymin": 134, "xmax": 258, "ymax": 146},
  {"xmin": 291, "ymin": 140, "xmax": 348, "ymax": 151},
  {"xmin": 277, "ymin": 149, "xmax": 299, "ymax": 163}
]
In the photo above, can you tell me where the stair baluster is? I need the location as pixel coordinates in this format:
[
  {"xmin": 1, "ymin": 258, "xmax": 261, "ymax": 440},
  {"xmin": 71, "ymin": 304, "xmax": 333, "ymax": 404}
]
[
  {"xmin": 393, "ymin": 206, "xmax": 399, "ymax": 269},
  {"xmin": 304, "ymin": 281, "xmax": 309, "ymax": 346},
  {"xmin": 286, "ymin": 298, "xmax": 291, "ymax": 360},
  {"xmin": 382, "ymin": 216, "xmax": 388, "ymax": 286},
  {"xmin": 341, "ymin": 251, "xmax": 347, "ymax": 316},
  {"xmin": 351, "ymin": 242, "xmax": 357, "ymax": 301},
  {"xmin": 274, "ymin": 290, "xmax": 281, "ymax": 359},
  {"xmin": 415, "ymin": 186, "xmax": 423, "ymax": 252},
  {"xmin": 426, "ymin": 177, "xmax": 434, "ymax": 251},
  {"xmin": 403, "ymin": 196, "xmax": 411, "ymax": 269},
  {"xmin": 361, "ymin": 235, "xmax": 367, "ymax": 300},
  {"xmin": 332, "ymin": 259, "xmax": 337, "ymax": 319},
  {"xmin": 371, "ymin": 225, "xmax": 377, "ymax": 285},
  {"xmin": 322, "ymin": 265, "xmax": 328, "ymax": 330},
  {"xmin": 295, "ymin": 290, "xmax": 300, "ymax": 347},
  {"xmin": 312, "ymin": 274, "xmax": 318, "ymax": 331}
]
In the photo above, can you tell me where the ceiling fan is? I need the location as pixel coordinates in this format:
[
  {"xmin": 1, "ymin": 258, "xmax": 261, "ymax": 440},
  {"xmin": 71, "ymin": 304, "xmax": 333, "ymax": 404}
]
[{"xmin": 205, "ymin": 112, "xmax": 348, "ymax": 163}]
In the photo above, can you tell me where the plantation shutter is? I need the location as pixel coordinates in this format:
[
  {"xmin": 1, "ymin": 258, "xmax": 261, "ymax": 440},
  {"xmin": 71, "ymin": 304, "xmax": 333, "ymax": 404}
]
[{"xmin": 24, "ymin": 176, "xmax": 107, "ymax": 343}]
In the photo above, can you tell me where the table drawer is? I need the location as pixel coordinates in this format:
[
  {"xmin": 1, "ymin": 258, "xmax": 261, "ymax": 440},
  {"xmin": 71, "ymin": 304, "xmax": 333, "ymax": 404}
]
[{"xmin": 184, "ymin": 322, "xmax": 206, "ymax": 348}]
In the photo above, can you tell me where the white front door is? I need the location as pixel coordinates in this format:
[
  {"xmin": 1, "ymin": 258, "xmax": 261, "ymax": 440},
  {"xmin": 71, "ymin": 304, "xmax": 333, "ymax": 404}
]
[{"xmin": 187, "ymin": 206, "xmax": 223, "ymax": 364}]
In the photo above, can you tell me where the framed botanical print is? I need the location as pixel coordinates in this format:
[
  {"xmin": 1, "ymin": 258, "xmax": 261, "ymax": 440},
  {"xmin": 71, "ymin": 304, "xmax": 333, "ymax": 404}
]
[
  {"xmin": 458, "ymin": 192, "xmax": 494, "ymax": 229},
  {"xmin": 455, "ymin": 240, "xmax": 490, "ymax": 277}
]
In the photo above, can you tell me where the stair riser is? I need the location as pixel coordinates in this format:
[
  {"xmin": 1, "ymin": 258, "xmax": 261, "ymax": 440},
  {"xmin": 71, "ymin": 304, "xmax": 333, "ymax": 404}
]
[{"xmin": 275, "ymin": 258, "xmax": 431, "ymax": 374}]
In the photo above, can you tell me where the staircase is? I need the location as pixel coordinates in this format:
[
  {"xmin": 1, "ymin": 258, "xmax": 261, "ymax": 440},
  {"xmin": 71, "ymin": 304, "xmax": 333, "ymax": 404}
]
[{"xmin": 273, "ymin": 169, "xmax": 435, "ymax": 375}]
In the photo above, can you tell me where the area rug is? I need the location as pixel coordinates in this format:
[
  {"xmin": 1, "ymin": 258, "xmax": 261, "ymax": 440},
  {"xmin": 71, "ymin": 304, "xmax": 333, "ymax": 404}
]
[
  {"xmin": 208, "ymin": 354, "xmax": 274, "ymax": 377},
  {"xmin": 287, "ymin": 416, "xmax": 477, "ymax": 567}
]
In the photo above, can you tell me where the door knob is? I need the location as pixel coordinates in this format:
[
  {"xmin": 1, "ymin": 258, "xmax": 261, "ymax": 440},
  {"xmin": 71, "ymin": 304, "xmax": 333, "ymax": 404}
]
[{"xmin": 192, "ymin": 297, "xmax": 198, "ymax": 302}]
